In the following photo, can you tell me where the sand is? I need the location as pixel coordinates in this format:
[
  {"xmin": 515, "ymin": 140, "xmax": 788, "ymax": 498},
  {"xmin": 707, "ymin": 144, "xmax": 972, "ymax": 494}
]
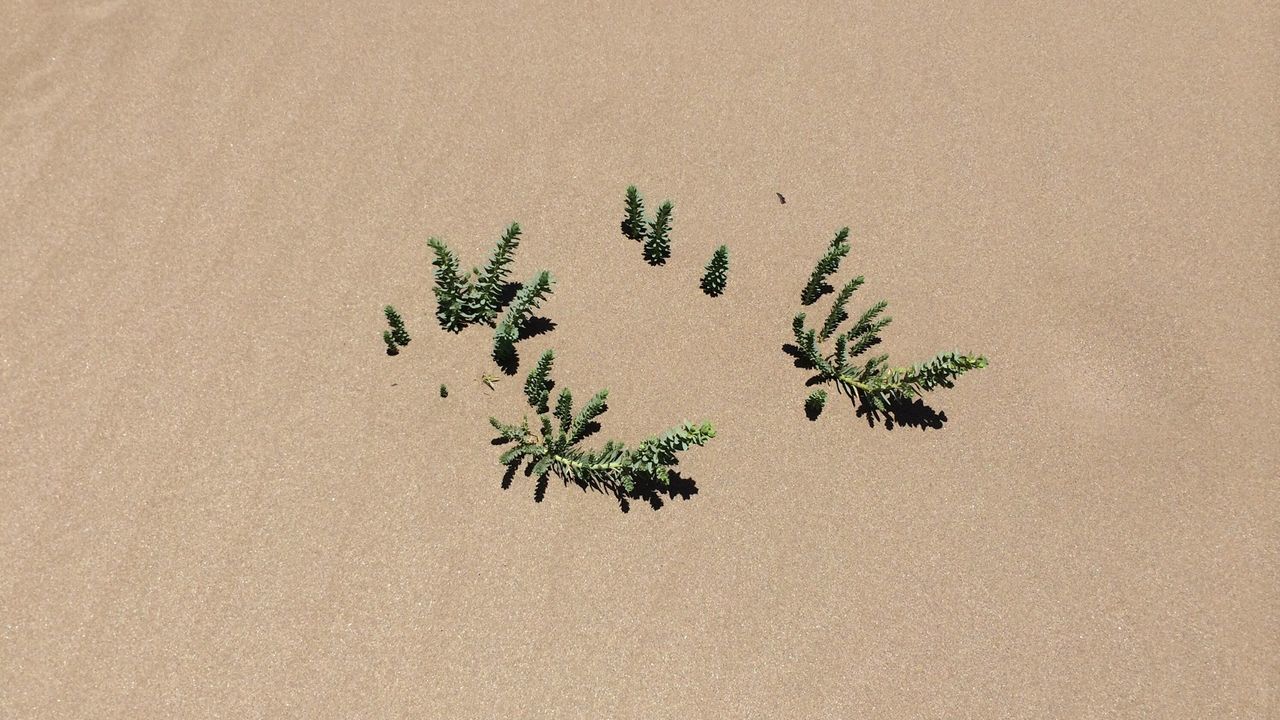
[{"xmin": 2, "ymin": 1, "xmax": 1276, "ymax": 717}]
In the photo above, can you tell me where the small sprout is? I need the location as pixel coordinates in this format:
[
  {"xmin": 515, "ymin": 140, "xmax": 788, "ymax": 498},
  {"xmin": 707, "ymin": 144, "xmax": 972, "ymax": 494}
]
[
  {"xmin": 481, "ymin": 373, "xmax": 500, "ymax": 391},
  {"xmin": 700, "ymin": 245, "xmax": 729, "ymax": 297},
  {"xmin": 621, "ymin": 185, "xmax": 647, "ymax": 241},
  {"xmin": 382, "ymin": 330, "xmax": 399, "ymax": 356},
  {"xmin": 440, "ymin": 384, "xmax": 449, "ymax": 398},
  {"xmin": 384, "ymin": 305, "xmax": 411, "ymax": 346},
  {"xmin": 805, "ymin": 389, "xmax": 827, "ymax": 420},
  {"xmin": 644, "ymin": 200, "xmax": 673, "ymax": 266}
]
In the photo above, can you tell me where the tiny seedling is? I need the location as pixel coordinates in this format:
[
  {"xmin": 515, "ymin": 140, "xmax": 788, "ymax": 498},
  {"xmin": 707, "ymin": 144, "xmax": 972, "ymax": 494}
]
[
  {"xmin": 800, "ymin": 227, "xmax": 850, "ymax": 306},
  {"xmin": 700, "ymin": 245, "xmax": 729, "ymax": 297},
  {"xmin": 382, "ymin": 330, "xmax": 399, "ymax": 356},
  {"xmin": 643, "ymin": 200, "xmax": 673, "ymax": 266},
  {"xmin": 805, "ymin": 389, "xmax": 827, "ymax": 420},
  {"xmin": 490, "ymin": 350, "xmax": 715, "ymax": 505},
  {"xmin": 621, "ymin": 185, "xmax": 646, "ymax": 241},
  {"xmin": 440, "ymin": 384, "xmax": 449, "ymax": 398},
  {"xmin": 384, "ymin": 305, "xmax": 411, "ymax": 347},
  {"xmin": 789, "ymin": 231, "xmax": 987, "ymax": 424}
]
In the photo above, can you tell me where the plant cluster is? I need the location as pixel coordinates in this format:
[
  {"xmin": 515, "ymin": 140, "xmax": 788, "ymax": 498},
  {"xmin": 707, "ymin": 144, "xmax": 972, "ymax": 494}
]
[
  {"xmin": 490, "ymin": 348, "xmax": 715, "ymax": 504},
  {"xmin": 428, "ymin": 223, "xmax": 551, "ymax": 334},
  {"xmin": 621, "ymin": 186, "xmax": 675, "ymax": 266},
  {"xmin": 700, "ymin": 245, "xmax": 729, "ymax": 297},
  {"xmin": 789, "ymin": 229, "xmax": 987, "ymax": 424}
]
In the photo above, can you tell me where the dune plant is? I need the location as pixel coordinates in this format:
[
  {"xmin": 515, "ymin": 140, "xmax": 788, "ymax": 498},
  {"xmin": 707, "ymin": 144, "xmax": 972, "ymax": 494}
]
[
  {"xmin": 621, "ymin": 185, "xmax": 646, "ymax": 241},
  {"xmin": 800, "ymin": 227, "xmax": 850, "ymax": 305},
  {"xmin": 805, "ymin": 389, "xmax": 827, "ymax": 420},
  {"xmin": 382, "ymin": 330, "xmax": 399, "ymax": 356},
  {"xmin": 789, "ymin": 234, "xmax": 987, "ymax": 423},
  {"xmin": 439, "ymin": 384, "xmax": 448, "ymax": 398},
  {"xmin": 493, "ymin": 270, "xmax": 555, "ymax": 364},
  {"xmin": 644, "ymin": 201, "xmax": 673, "ymax": 266},
  {"xmin": 427, "ymin": 223, "xmax": 536, "ymax": 332},
  {"xmin": 700, "ymin": 245, "xmax": 729, "ymax": 297},
  {"xmin": 427, "ymin": 237, "xmax": 470, "ymax": 332},
  {"xmin": 523, "ymin": 349, "xmax": 556, "ymax": 413},
  {"xmin": 383, "ymin": 304, "xmax": 411, "ymax": 347},
  {"xmin": 490, "ymin": 351, "xmax": 715, "ymax": 502},
  {"xmin": 470, "ymin": 222, "xmax": 522, "ymax": 325}
]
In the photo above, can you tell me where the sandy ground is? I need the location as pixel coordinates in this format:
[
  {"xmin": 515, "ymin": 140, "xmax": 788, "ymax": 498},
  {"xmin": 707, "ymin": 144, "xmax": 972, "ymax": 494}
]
[{"xmin": 2, "ymin": 1, "xmax": 1277, "ymax": 717}]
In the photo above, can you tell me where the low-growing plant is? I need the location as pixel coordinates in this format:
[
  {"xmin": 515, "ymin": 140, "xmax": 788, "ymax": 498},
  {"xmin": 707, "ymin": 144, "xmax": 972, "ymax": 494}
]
[
  {"xmin": 493, "ymin": 270, "xmax": 555, "ymax": 368},
  {"xmin": 644, "ymin": 201, "xmax": 673, "ymax": 266},
  {"xmin": 700, "ymin": 245, "xmax": 729, "ymax": 297},
  {"xmin": 800, "ymin": 227, "xmax": 850, "ymax": 305},
  {"xmin": 384, "ymin": 304, "xmax": 411, "ymax": 347},
  {"xmin": 490, "ymin": 350, "xmax": 715, "ymax": 506},
  {"xmin": 805, "ymin": 389, "xmax": 827, "ymax": 420},
  {"xmin": 789, "ymin": 233, "xmax": 987, "ymax": 425},
  {"xmin": 382, "ymin": 330, "xmax": 399, "ymax": 356},
  {"xmin": 428, "ymin": 223, "xmax": 540, "ymax": 332},
  {"xmin": 439, "ymin": 384, "xmax": 448, "ymax": 398},
  {"xmin": 621, "ymin": 185, "xmax": 646, "ymax": 241}
]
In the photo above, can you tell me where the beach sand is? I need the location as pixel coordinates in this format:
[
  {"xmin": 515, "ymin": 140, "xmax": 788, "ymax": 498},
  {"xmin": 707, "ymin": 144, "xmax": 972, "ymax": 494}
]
[{"xmin": 2, "ymin": 1, "xmax": 1276, "ymax": 716}]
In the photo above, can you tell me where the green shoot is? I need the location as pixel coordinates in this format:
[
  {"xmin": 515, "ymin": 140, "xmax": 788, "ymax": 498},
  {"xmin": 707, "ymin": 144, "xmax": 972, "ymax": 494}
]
[
  {"xmin": 384, "ymin": 304, "xmax": 411, "ymax": 346},
  {"xmin": 700, "ymin": 245, "xmax": 729, "ymax": 297},
  {"xmin": 644, "ymin": 201, "xmax": 673, "ymax": 266},
  {"xmin": 800, "ymin": 227, "xmax": 850, "ymax": 305},
  {"xmin": 621, "ymin": 185, "xmax": 646, "ymax": 241}
]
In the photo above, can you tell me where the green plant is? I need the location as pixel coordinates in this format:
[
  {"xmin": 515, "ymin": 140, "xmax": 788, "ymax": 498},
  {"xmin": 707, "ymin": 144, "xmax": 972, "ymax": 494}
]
[
  {"xmin": 700, "ymin": 245, "xmax": 729, "ymax": 297},
  {"xmin": 490, "ymin": 352, "xmax": 715, "ymax": 503},
  {"xmin": 805, "ymin": 389, "xmax": 827, "ymax": 420},
  {"xmin": 621, "ymin": 185, "xmax": 646, "ymax": 241},
  {"xmin": 427, "ymin": 237, "xmax": 470, "ymax": 332},
  {"xmin": 523, "ymin": 349, "xmax": 555, "ymax": 413},
  {"xmin": 789, "ymin": 234, "xmax": 987, "ymax": 424},
  {"xmin": 383, "ymin": 304, "xmax": 411, "ymax": 346},
  {"xmin": 800, "ymin": 227, "xmax": 850, "ymax": 306},
  {"xmin": 440, "ymin": 384, "xmax": 448, "ymax": 398},
  {"xmin": 644, "ymin": 201, "xmax": 673, "ymax": 266},
  {"xmin": 470, "ymin": 222, "xmax": 522, "ymax": 325},
  {"xmin": 427, "ymin": 224, "xmax": 540, "ymax": 333},
  {"xmin": 493, "ymin": 270, "xmax": 555, "ymax": 365},
  {"xmin": 382, "ymin": 330, "xmax": 399, "ymax": 356}
]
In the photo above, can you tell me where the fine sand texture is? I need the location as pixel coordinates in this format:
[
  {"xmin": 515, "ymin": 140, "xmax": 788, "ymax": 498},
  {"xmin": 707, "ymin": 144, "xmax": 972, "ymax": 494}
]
[{"xmin": 2, "ymin": 2, "xmax": 1277, "ymax": 717}]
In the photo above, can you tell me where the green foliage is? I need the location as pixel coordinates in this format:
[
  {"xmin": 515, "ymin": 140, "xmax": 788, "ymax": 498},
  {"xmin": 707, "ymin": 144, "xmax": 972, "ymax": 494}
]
[
  {"xmin": 700, "ymin": 245, "xmax": 729, "ymax": 297},
  {"xmin": 383, "ymin": 304, "xmax": 411, "ymax": 346},
  {"xmin": 523, "ymin": 349, "xmax": 555, "ymax": 413},
  {"xmin": 428, "ymin": 225, "xmax": 545, "ymax": 333},
  {"xmin": 644, "ymin": 201, "xmax": 673, "ymax": 266},
  {"xmin": 789, "ymin": 233, "xmax": 987, "ymax": 423},
  {"xmin": 382, "ymin": 330, "xmax": 399, "ymax": 356},
  {"xmin": 800, "ymin": 227, "xmax": 851, "ymax": 306},
  {"xmin": 621, "ymin": 185, "xmax": 646, "ymax": 241},
  {"xmin": 490, "ymin": 356, "xmax": 715, "ymax": 502},
  {"xmin": 472, "ymin": 223, "xmax": 521, "ymax": 325},
  {"xmin": 493, "ymin": 270, "xmax": 555, "ymax": 363},
  {"xmin": 805, "ymin": 389, "xmax": 827, "ymax": 420},
  {"xmin": 427, "ymin": 237, "xmax": 470, "ymax": 332},
  {"xmin": 439, "ymin": 384, "xmax": 448, "ymax": 398},
  {"xmin": 818, "ymin": 277, "xmax": 862, "ymax": 340}
]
